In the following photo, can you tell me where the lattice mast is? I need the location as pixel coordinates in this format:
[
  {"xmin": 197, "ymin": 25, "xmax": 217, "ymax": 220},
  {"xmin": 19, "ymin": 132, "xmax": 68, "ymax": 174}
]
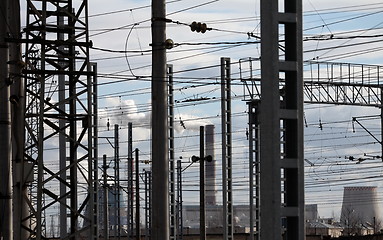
[{"xmin": 23, "ymin": 0, "xmax": 97, "ymax": 239}]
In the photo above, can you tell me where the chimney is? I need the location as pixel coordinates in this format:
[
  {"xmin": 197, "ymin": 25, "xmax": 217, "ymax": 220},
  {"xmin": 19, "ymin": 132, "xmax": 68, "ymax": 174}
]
[{"xmin": 205, "ymin": 125, "xmax": 216, "ymax": 205}]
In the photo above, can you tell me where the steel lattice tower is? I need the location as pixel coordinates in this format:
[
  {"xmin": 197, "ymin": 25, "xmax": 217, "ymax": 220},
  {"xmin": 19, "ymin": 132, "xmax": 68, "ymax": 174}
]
[{"xmin": 22, "ymin": 0, "xmax": 98, "ymax": 239}]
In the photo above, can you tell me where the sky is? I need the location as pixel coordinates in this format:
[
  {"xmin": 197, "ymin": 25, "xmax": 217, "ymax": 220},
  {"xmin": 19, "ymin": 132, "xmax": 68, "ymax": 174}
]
[
  {"xmin": 82, "ymin": 0, "xmax": 383, "ymax": 220},
  {"xmin": 19, "ymin": 0, "xmax": 383, "ymax": 229}
]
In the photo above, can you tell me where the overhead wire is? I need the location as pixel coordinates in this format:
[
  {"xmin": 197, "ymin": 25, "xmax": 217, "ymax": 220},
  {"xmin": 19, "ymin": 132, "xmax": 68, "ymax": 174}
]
[{"xmin": 23, "ymin": 0, "xmax": 383, "ymax": 216}]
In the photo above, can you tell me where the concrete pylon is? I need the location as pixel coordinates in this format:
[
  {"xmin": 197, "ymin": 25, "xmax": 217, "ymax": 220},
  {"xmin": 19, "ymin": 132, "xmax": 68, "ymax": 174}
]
[{"xmin": 0, "ymin": 0, "xmax": 13, "ymax": 239}]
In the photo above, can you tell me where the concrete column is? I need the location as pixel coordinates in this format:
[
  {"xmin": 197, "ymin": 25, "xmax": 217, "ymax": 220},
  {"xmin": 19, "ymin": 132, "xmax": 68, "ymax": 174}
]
[
  {"xmin": 0, "ymin": 0, "xmax": 13, "ymax": 239},
  {"xmin": 151, "ymin": 0, "xmax": 169, "ymax": 239},
  {"xmin": 205, "ymin": 125, "xmax": 216, "ymax": 205}
]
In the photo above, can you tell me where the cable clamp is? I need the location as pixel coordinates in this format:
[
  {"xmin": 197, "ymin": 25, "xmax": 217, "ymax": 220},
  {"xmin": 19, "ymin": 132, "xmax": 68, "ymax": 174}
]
[{"xmin": 152, "ymin": 17, "xmax": 172, "ymax": 22}]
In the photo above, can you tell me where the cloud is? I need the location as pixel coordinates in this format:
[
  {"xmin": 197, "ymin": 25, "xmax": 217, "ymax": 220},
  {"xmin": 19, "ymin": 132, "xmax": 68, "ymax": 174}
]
[{"xmin": 99, "ymin": 97, "xmax": 148, "ymax": 128}]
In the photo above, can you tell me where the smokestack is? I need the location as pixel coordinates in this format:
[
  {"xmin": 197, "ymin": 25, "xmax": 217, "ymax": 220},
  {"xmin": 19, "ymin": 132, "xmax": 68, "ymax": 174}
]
[
  {"xmin": 340, "ymin": 186, "xmax": 381, "ymax": 224},
  {"xmin": 205, "ymin": 125, "xmax": 216, "ymax": 205}
]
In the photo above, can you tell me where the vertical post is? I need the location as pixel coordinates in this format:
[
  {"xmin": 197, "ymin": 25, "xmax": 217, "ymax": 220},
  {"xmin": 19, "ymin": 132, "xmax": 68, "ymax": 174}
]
[
  {"xmin": 37, "ymin": 2, "xmax": 47, "ymax": 235},
  {"xmin": 205, "ymin": 125, "xmax": 216, "ymax": 206},
  {"xmin": 221, "ymin": 57, "xmax": 233, "ymax": 240},
  {"xmin": 199, "ymin": 126, "xmax": 206, "ymax": 240},
  {"xmin": 114, "ymin": 124, "xmax": 121, "ymax": 239},
  {"xmin": 0, "ymin": 0, "xmax": 12, "ymax": 239},
  {"xmin": 283, "ymin": 0, "xmax": 304, "ymax": 239},
  {"xmin": 58, "ymin": 11, "xmax": 67, "ymax": 238},
  {"xmin": 103, "ymin": 155, "xmax": 109, "ymax": 240},
  {"xmin": 260, "ymin": 0, "xmax": 282, "ymax": 239},
  {"xmin": 151, "ymin": 0, "xmax": 169, "ymax": 239},
  {"xmin": 176, "ymin": 160, "xmax": 183, "ymax": 240},
  {"xmin": 260, "ymin": 0, "xmax": 304, "ymax": 239},
  {"xmin": 168, "ymin": 64, "xmax": 176, "ymax": 240},
  {"xmin": 69, "ymin": 7, "xmax": 78, "ymax": 235},
  {"xmin": 135, "ymin": 148, "xmax": 141, "ymax": 240},
  {"xmin": 90, "ymin": 62, "xmax": 99, "ymax": 240},
  {"xmin": 248, "ymin": 101, "xmax": 260, "ymax": 240},
  {"xmin": 128, "ymin": 122, "xmax": 134, "ymax": 238},
  {"xmin": 8, "ymin": 1, "xmax": 27, "ymax": 239},
  {"xmin": 145, "ymin": 170, "xmax": 152, "ymax": 240},
  {"xmin": 248, "ymin": 102, "xmax": 254, "ymax": 240},
  {"xmin": 248, "ymin": 103, "xmax": 254, "ymax": 240}
]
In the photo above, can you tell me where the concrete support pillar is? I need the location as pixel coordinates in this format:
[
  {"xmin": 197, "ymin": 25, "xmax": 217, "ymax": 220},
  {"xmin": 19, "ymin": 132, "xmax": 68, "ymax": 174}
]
[{"xmin": 0, "ymin": 0, "xmax": 13, "ymax": 239}]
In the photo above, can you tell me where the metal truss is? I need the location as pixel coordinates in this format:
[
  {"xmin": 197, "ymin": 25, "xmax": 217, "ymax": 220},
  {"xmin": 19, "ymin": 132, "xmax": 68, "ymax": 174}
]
[
  {"xmin": 242, "ymin": 59, "xmax": 383, "ymax": 240},
  {"xmin": 22, "ymin": 0, "xmax": 97, "ymax": 239},
  {"xmin": 242, "ymin": 60, "xmax": 383, "ymax": 107},
  {"xmin": 304, "ymin": 61, "xmax": 383, "ymax": 106},
  {"xmin": 242, "ymin": 60, "xmax": 383, "ymax": 239}
]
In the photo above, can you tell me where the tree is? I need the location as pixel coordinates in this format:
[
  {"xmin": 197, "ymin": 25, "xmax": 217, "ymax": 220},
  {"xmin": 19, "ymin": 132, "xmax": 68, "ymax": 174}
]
[{"xmin": 341, "ymin": 205, "xmax": 362, "ymax": 236}]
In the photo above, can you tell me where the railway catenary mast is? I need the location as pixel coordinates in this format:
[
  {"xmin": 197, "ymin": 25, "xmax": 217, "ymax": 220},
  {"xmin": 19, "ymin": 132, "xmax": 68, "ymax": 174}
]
[
  {"xmin": 0, "ymin": 0, "xmax": 12, "ymax": 238},
  {"xmin": 22, "ymin": 0, "xmax": 98, "ymax": 239},
  {"xmin": 243, "ymin": 1, "xmax": 305, "ymax": 238},
  {"xmin": 260, "ymin": 0, "xmax": 304, "ymax": 239}
]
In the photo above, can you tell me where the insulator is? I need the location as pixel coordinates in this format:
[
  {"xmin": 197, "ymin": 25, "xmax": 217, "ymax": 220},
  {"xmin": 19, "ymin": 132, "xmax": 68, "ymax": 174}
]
[
  {"xmin": 190, "ymin": 21, "xmax": 208, "ymax": 33},
  {"xmin": 164, "ymin": 39, "xmax": 174, "ymax": 49},
  {"xmin": 190, "ymin": 21, "xmax": 197, "ymax": 32},
  {"xmin": 201, "ymin": 23, "xmax": 207, "ymax": 33},
  {"xmin": 205, "ymin": 155, "xmax": 213, "ymax": 162},
  {"xmin": 191, "ymin": 155, "xmax": 200, "ymax": 162}
]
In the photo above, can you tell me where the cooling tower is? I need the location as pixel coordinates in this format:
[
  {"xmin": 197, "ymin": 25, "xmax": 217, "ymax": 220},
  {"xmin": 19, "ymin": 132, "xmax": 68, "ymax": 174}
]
[
  {"xmin": 340, "ymin": 186, "xmax": 381, "ymax": 224},
  {"xmin": 205, "ymin": 125, "xmax": 216, "ymax": 205}
]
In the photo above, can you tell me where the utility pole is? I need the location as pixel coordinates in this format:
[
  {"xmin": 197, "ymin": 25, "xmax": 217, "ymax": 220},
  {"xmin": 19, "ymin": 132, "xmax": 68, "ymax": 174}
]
[
  {"xmin": 128, "ymin": 122, "xmax": 134, "ymax": 239},
  {"xmin": 176, "ymin": 160, "xmax": 183, "ymax": 240},
  {"xmin": 221, "ymin": 57, "xmax": 233, "ymax": 240},
  {"xmin": 151, "ymin": 0, "xmax": 169, "ymax": 239},
  {"xmin": 199, "ymin": 126, "xmax": 206, "ymax": 240},
  {"xmin": 135, "ymin": 148, "xmax": 141, "ymax": 240},
  {"xmin": 205, "ymin": 125, "xmax": 216, "ymax": 206},
  {"xmin": 103, "ymin": 154, "xmax": 109, "ymax": 240},
  {"xmin": 0, "ymin": 0, "xmax": 12, "ymax": 239},
  {"xmin": 8, "ymin": 0, "xmax": 27, "ymax": 239},
  {"xmin": 168, "ymin": 64, "xmax": 176, "ymax": 240},
  {"xmin": 114, "ymin": 124, "xmax": 121, "ymax": 240},
  {"xmin": 144, "ymin": 170, "xmax": 152, "ymax": 240}
]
